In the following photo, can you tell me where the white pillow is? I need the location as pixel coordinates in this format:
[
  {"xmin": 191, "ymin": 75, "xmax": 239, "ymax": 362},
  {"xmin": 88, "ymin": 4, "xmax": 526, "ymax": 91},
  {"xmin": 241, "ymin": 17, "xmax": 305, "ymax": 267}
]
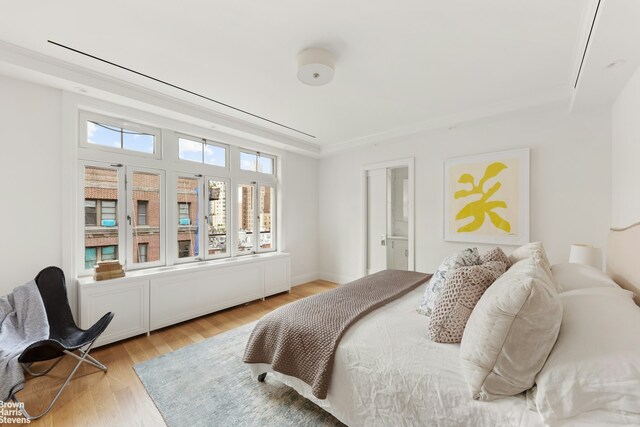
[
  {"xmin": 551, "ymin": 263, "xmax": 619, "ymax": 292},
  {"xmin": 531, "ymin": 287, "xmax": 640, "ymax": 422},
  {"xmin": 509, "ymin": 241, "xmax": 557, "ymax": 291},
  {"xmin": 417, "ymin": 248, "xmax": 479, "ymax": 316},
  {"xmin": 459, "ymin": 257, "xmax": 562, "ymax": 400}
]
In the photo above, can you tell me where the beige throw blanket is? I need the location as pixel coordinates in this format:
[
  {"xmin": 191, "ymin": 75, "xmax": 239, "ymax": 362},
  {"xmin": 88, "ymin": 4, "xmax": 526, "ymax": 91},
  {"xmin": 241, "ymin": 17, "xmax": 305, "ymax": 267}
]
[{"xmin": 243, "ymin": 269, "xmax": 431, "ymax": 399}]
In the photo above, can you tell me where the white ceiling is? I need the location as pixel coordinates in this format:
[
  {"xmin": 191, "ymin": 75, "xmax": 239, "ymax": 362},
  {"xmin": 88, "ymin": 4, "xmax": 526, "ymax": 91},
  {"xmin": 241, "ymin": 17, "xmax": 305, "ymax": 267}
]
[{"xmin": 0, "ymin": 1, "xmax": 588, "ymax": 150}]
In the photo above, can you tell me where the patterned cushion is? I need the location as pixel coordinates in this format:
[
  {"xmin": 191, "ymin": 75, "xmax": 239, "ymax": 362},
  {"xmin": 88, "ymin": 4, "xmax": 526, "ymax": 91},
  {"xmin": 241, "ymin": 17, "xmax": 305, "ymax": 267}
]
[
  {"xmin": 417, "ymin": 248, "xmax": 480, "ymax": 316},
  {"xmin": 427, "ymin": 260, "xmax": 507, "ymax": 343},
  {"xmin": 480, "ymin": 247, "xmax": 510, "ymax": 268}
]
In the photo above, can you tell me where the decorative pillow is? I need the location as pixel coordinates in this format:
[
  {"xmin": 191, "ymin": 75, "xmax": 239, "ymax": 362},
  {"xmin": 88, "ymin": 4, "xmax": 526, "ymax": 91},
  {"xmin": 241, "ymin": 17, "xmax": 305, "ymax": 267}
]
[
  {"xmin": 529, "ymin": 287, "xmax": 640, "ymax": 422},
  {"xmin": 509, "ymin": 241, "xmax": 550, "ymax": 267},
  {"xmin": 427, "ymin": 260, "xmax": 507, "ymax": 343},
  {"xmin": 480, "ymin": 247, "xmax": 510, "ymax": 268},
  {"xmin": 508, "ymin": 241, "xmax": 557, "ymax": 290},
  {"xmin": 459, "ymin": 257, "xmax": 562, "ymax": 401},
  {"xmin": 417, "ymin": 248, "xmax": 480, "ymax": 316},
  {"xmin": 551, "ymin": 262, "xmax": 619, "ymax": 292}
]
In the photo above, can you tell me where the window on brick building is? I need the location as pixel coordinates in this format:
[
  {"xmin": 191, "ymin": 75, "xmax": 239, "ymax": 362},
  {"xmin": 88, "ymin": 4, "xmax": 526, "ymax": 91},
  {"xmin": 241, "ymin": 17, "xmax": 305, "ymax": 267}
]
[
  {"xmin": 138, "ymin": 243, "xmax": 148, "ymax": 263},
  {"xmin": 85, "ymin": 200, "xmax": 97, "ymax": 226},
  {"xmin": 137, "ymin": 201, "xmax": 148, "ymax": 225},
  {"xmin": 101, "ymin": 200, "xmax": 117, "ymax": 226},
  {"xmin": 130, "ymin": 169, "xmax": 163, "ymax": 267},
  {"xmin": 178, "ymin": 240, "xmax": 191, "ymax": 258},
  {"xmin": 178, "ymin": 203, "xmax": 191, "ymax": 225}
]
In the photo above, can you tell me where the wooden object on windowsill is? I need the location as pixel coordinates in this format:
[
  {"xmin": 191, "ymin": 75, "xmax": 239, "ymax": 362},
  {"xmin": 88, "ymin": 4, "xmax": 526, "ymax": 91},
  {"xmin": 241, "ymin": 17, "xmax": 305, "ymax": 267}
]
[{"xmin": 94, "ymin": 261, "xmax": 124, "ymax": 281}]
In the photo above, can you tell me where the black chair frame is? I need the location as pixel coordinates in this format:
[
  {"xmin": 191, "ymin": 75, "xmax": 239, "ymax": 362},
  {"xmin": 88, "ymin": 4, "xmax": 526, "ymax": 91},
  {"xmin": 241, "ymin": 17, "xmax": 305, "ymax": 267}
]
[{"xmin": 11, "ymin": 266, "xmax": 114, "ymax": 420}]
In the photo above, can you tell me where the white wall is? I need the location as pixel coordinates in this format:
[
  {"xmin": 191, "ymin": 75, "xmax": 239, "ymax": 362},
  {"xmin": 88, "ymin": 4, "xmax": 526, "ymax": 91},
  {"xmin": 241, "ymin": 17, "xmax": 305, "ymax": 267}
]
[
  {"xmin": 0, "ymin": 75, "xmax": 63, "ymax": 295},
  {"xmin": 282, "ymin": 151, "xmax": 319, "ymax": 285},
  {"xmin": 318, "ymin": 104, "xmax": 612, "ymax": 283},
  {"xmin": 612, "ymin": 65, "xmax": 640, "ymax": 228}
]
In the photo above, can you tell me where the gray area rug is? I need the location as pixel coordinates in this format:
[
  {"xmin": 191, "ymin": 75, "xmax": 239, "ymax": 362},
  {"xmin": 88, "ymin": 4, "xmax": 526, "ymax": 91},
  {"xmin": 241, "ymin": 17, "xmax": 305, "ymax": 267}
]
[{"xmin": 134, "ymin": 322, "xmax": 345, "ymax": 427}]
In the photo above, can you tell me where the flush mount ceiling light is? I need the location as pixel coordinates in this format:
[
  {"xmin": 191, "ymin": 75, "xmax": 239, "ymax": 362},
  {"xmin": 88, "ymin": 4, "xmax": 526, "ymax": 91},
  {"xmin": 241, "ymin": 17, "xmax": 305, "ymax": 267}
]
[{"xmin": 297, "ymin": 48, "xmax": 335, "ymax": 86}]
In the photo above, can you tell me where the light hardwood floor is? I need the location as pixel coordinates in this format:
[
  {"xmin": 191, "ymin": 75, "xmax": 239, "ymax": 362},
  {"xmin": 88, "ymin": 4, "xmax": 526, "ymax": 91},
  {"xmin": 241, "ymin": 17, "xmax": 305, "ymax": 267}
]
[{"xmin": 10, "ymin": 280, "xmax": 337, "ymax": 427}]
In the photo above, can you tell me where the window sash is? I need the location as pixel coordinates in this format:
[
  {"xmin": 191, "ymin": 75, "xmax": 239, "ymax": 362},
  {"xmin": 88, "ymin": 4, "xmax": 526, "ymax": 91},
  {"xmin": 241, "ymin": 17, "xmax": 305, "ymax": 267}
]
[{"xmin": 205, "ymin": 177, "xmax": 230, "ymax": 260}]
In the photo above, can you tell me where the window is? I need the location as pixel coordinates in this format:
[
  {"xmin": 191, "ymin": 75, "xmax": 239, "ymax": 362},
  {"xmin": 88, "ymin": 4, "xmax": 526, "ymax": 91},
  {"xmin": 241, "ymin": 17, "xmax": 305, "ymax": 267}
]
[
  {"xmin": 137, "ymin": 201, "xmax": 148, "ymax": 225},
  {"xmin": 85, "ymin": 247, "xmax": 97, "ymax": 270},
  {"xmin": 129, "ymin": 169, "xmax": 163, "ymax": 267},
  {"xmin": 84, "ymin": 165, "xmax": 120, "ymax": 271},
  {"xmin": 85, "ymin": 200, "xmax": 97, "ymax": 226},
  {"xmin": 178, "ymin": 240, "xmax": 191, "ymax": 258},
  {"xmin": 101, "ymin": 200, "xmax": 117, "ymax": 226},
  {"xmin": 207, "ymin": 179, "xmax": 228, "ymax": 257},
  {"xmin": 240, "ymin": 150, "xmax": 274, "ymax": 175},
  {"xmin": 258, "ymin": 185, "xmax": 275, "ymax": 251},
  {"xmin": 237, "ymin": 183, "xmax": 255, "ymax": 254},
  {"xmin": 78, "ymin": 109, "xmax": 280, "ymax": 275},
  {"xmin": 84, "ymin": 246, "xmax": 118, "ymax": 270},
  {"xmin": 177, "ymin": 177, "xmax": 200, "ymax": 259},
  {"xmin": 178, "ymin": 203, "xmax": 191, "ymax": 225},
  {"xmin": 138, "ymin": 243, "xmax": 148, "ymax": 263},
  {"xmin": 178, "ymin": 136, "xmax": 227, "ymax": 167},
  {"xmin": 81, "ymin": 111, "xmax": 161, "ymax": 156}
]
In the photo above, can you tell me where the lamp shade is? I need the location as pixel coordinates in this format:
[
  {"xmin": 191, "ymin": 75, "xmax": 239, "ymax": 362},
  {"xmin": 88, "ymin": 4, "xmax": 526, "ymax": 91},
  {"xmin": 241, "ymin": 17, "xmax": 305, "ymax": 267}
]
[{"xmin": 569, "ymin": 244, "xmax": 602, "ymax": 269}]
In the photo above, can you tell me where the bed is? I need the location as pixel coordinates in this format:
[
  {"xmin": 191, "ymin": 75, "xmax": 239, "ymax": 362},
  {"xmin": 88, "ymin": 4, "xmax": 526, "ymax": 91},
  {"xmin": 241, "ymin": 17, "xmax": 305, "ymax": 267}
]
[{"xmin": 246, "ymin": 224, "xmax": 640, "ymax": 426}]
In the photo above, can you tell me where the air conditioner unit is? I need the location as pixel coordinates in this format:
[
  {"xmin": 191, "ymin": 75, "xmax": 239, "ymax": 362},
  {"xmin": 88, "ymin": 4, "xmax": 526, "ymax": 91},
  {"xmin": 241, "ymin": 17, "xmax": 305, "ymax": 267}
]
[
  {"xmin": 179, "ymin": 218, "xmax": 191, "ymax": 226},
  {"xmin": 101, "ymin": 219, "xmax": 116, "ymax": 227}
]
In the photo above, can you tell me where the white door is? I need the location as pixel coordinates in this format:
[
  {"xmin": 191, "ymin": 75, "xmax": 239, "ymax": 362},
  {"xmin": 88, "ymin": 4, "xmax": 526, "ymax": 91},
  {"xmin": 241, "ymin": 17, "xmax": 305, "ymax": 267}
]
[{"xmin": 367, "ymin": 169, "xmax": 387, "ymax": 274}]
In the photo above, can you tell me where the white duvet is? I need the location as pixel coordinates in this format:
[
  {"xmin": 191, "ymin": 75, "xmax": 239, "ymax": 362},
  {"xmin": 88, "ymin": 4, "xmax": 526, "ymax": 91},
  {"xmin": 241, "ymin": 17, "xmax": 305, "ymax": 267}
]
[{"xmin": 249, "ymin": 283, "xmax": 629, "ymax": 426}]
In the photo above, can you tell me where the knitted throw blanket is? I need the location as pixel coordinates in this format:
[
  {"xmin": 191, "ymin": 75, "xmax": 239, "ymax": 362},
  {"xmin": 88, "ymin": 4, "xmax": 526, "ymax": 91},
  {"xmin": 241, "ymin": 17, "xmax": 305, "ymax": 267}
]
[{"xmin": 243, "ymin": 269, "xmax": 431, "ymax": 399}]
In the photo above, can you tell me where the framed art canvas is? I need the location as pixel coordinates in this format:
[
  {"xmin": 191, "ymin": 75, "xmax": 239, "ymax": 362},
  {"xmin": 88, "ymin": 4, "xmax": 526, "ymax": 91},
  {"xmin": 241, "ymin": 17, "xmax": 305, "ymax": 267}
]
[{"xmin": 444, "ymin": 148, "xmax": 529, "ymax": 245}]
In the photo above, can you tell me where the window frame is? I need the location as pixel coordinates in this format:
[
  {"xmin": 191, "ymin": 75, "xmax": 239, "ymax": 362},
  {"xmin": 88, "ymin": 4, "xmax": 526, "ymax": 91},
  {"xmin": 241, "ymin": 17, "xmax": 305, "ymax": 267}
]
[
  {"xmin": 137, "ymin": 200, "xmax": 148, "ymax": 226},
  {"xmin": 239, "ymin": 149, "xmax": 276, "ymax": 175},
  {"xmin": 256, "ymin": 183, "xmax": 276, "ymax": 254},
  {"xmin": 173, "ymin": 173, "xmax": 204, "ymax": 264},
  {"xmin": 79, "ymin": 111, "xmax": 162, "ymax": 159},
  {"xmin": 78, "ymin": 161, "xmax": 127, "ymax": 276},
  {"xmin": 205, "ymin": 176, "xmax": 231, "ymax": 260},
  {"xmin": 177, "ymin": 133, "xmax": 229, "ymax": 170},
  {"xmin": 126, "ymin": 167, "xmax": 166, "ymax": 270}
]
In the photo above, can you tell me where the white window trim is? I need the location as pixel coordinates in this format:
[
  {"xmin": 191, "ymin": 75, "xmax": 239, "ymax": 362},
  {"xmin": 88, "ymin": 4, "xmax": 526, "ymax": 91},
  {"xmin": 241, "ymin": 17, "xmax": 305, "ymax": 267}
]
[
  {"xmin": 205, "ymin": 176, "xmax": 231, "ymax": 260},
  {"xmin": 126, "ymin": 166, "xmax": 166, "ymax": 270},
  {"xmin": 177, "ymin": 132, "xmax": 230, "ymax": 170},
  {"xmin": 239, "ymin": 148, "xmax": 276, "ymax": 176},
  {"xmin": 79, "ymin": 111, "xmax": 163, "ymax": 159},
  {"xmin": 69, "ymin": 97, "xmax": 282, "ymax": 278},
  {"xmin": 78, "ymin": 160, "xmax": 127, "ymax": 277},
  {"xmin": 172, "ymin": 172, "xmax": 205, "ymax": 264},
  {"xmin": 256, "ymin": 182, "xmax": 277, "ymax": 254}
]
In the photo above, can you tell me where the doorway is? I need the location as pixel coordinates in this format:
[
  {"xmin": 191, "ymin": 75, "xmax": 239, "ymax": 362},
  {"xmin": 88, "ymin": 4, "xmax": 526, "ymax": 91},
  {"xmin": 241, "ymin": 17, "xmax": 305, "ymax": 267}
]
[{"xmin": 363, "ymin": 158, "xmax": 414, "ymax": 275}]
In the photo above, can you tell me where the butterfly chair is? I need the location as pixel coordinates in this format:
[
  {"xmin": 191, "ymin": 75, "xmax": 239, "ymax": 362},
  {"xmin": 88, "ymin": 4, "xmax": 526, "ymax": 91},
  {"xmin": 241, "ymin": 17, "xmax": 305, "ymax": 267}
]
[{"xmin": 12, "ymin": 266, "xmax": 114, "ymax": 420}]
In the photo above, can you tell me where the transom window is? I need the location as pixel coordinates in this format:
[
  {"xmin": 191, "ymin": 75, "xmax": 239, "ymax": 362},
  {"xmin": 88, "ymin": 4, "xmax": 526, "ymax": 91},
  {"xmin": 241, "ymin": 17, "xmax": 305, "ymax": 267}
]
[
  {"xmin": 178, "ymin": 136, "xmax": 227, "ymax": 168},
  {"xmin": 240, "ymin": 150, "xmax": 275, "ymax": 175}
]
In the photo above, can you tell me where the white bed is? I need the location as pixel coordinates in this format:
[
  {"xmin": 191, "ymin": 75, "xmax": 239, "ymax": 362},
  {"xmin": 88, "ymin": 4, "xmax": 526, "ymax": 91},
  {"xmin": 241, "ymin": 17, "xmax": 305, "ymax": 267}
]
[{"xmin": 250, "ymin": 225, "xmax": 640, "ymax": 426}]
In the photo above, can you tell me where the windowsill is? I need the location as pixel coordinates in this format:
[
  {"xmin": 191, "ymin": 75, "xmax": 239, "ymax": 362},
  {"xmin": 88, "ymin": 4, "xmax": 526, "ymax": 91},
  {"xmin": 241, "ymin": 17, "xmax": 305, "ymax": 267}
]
[{"xmin": 77, "ymin": 251, "xmax": 288, "ymax": 286}]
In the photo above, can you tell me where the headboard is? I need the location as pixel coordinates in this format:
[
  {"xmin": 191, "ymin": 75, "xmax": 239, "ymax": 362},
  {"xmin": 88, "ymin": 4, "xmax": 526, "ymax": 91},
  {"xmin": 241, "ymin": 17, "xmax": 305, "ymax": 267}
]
[{"xmin": 607, "ymin": 221, "xmax": 640, "ymax": 306}]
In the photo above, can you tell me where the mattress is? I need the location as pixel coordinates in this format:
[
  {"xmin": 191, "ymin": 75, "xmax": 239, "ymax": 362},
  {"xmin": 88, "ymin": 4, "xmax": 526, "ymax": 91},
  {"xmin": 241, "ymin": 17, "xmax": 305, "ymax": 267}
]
[{"xmin": 250, "ymin": 283, "xmax": 543, "ymax": 426}]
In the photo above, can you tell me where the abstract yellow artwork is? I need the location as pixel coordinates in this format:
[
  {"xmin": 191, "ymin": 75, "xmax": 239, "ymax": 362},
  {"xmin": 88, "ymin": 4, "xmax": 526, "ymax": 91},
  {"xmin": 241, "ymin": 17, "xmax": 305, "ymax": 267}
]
[{"xmin": 444, "ymin": 149, "xmax": 529, "ymax": 245}]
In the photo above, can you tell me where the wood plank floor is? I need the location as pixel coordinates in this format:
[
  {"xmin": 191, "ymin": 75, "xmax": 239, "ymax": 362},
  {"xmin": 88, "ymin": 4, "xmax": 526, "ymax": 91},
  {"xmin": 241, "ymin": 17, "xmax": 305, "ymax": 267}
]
[{"xmin": 10, "ymin": 280, "xmax": 337, "ymax": 427}]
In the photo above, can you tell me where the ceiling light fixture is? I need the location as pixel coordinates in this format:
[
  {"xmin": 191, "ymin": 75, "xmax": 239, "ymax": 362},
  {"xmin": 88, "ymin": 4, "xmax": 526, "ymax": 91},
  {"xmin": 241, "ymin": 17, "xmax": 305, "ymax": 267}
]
[{"xmin": 297, "ymin": 48, "xmax": 335, "ymax": 86}]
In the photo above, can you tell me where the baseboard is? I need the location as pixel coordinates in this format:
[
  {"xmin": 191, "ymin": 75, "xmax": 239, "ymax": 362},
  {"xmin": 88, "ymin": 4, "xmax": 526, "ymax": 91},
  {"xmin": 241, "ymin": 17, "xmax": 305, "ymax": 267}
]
[
  {"xmin": 291, "ymin": 272, "xmax": 319, "ymax": 287},
  {"xmin": 318, "ymin": 272, "xmax": 359, "ymax": 285}
]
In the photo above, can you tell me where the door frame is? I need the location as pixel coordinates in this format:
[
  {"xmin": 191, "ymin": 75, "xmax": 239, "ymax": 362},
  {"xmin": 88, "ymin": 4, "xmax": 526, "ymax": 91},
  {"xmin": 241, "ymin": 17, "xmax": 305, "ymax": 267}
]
[{"xmin": 361, "ymin": 157, "xmax": 415, "ymax": 276}]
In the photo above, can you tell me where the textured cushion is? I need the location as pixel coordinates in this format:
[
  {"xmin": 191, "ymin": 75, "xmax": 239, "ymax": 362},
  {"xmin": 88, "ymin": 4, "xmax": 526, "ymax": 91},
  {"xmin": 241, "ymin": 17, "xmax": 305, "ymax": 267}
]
[
  {"xmin": 509, "ymin": 242, "xmax": 557, "ymax": 290},
  {"xmin": 480, "ymin": 247, "xmax": 510, "ymax": 268},
  {"xmin": 551, "ymin": 263, "xmax": 619, "ymax": 292},
  {"xmin": 459, "ymin": 257, "xmax": 562, "ymax": 401},
  {"xmin": 428, "ymin": 260, "xmax": 507, "ymax": 343},
  {"xmin": 529, "ymin": 287, "xmax": 640, "ymax": 422},
  {"xmin": 417, "ymin": 248, "xmax": 479, "ymax": 316}
]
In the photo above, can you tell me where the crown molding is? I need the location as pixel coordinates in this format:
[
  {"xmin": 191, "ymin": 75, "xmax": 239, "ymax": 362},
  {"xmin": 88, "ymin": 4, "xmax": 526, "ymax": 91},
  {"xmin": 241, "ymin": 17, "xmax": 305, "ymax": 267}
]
[
  {"xmin": 0, "ymin": 40, "xmax": 321, "ymax": 157},
  {"xmin": 320, "ymin": 86, "xmax": 572, "ymax": 157}
]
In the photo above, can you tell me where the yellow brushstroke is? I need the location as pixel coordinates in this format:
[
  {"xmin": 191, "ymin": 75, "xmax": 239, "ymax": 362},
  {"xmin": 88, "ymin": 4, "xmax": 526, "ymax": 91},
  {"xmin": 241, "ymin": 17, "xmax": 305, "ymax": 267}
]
[{"xmin": 454, "ymin": 162, "xmax": 511, "ymax": 233}]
